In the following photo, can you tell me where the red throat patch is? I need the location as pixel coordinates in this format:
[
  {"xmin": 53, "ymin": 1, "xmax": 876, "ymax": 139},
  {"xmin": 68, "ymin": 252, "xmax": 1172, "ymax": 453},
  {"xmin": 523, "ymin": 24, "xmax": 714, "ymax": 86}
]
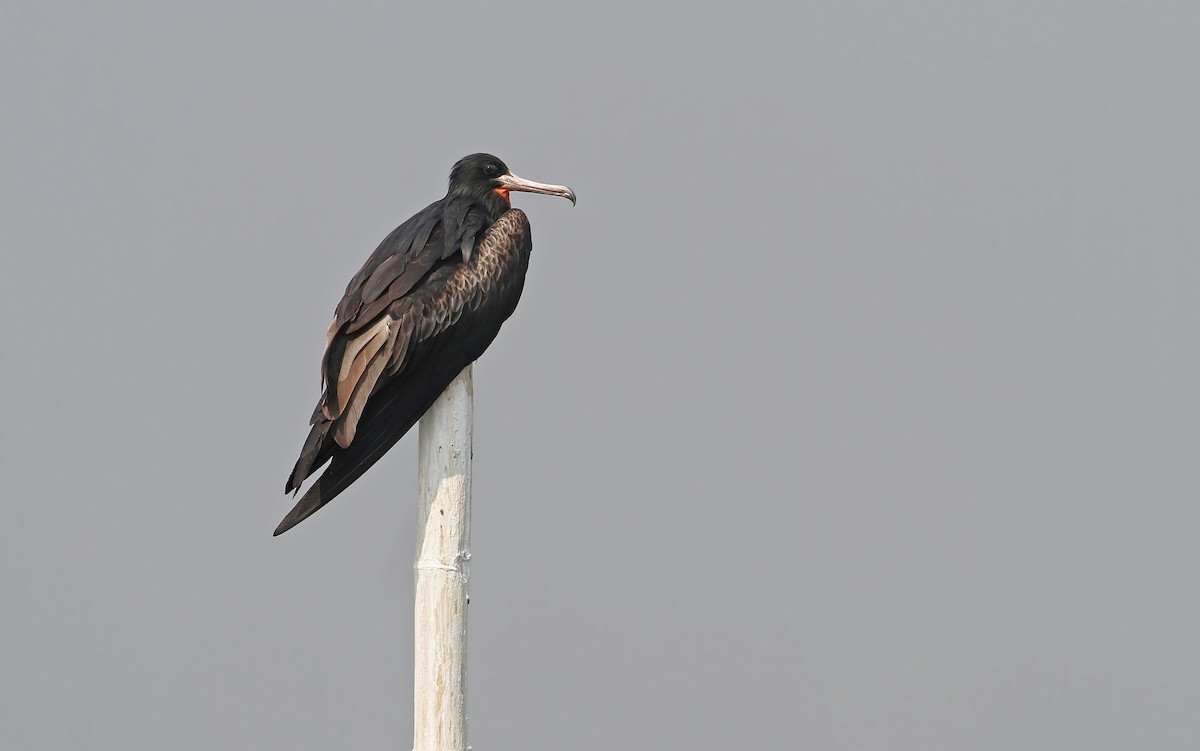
[{"xmin": 493, "ymin": 187, "xmax": 510, "ymax": 204}]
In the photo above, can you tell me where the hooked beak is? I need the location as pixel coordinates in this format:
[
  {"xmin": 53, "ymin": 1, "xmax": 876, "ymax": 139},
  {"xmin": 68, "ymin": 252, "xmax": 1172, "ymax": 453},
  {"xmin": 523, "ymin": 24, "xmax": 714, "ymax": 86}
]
[{"xmin": 497, "ymin": 173, "xmax": 577, "ymax": 205}]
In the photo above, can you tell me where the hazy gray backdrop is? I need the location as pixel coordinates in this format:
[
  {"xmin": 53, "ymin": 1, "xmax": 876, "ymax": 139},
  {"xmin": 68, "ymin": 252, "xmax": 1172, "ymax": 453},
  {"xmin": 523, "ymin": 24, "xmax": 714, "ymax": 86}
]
[{"xmin": 3, "ymin": 2, "xmax": 1198, "ymax": 749}]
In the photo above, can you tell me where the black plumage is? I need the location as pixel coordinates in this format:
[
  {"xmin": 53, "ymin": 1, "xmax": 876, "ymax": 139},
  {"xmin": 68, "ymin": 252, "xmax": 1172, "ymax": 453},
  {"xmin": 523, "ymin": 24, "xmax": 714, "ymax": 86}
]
[{"xmin": 277, "ymin": 154, "xmax": 575, "ymax": 536}]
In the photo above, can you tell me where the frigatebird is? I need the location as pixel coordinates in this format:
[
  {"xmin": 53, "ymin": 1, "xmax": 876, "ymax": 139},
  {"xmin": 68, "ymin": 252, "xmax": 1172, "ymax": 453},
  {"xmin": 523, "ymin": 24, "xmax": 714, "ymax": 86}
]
[{"xmin": 277, "ymin": 154, "xmax": 575, "ymax": 536}]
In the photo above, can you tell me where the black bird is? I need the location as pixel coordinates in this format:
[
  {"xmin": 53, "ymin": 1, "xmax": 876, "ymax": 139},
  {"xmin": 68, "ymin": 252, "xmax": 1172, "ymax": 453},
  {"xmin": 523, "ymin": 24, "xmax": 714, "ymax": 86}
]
[{"xmin": 278, "ymin": 154, "xmax": 575, "ymax": 536}]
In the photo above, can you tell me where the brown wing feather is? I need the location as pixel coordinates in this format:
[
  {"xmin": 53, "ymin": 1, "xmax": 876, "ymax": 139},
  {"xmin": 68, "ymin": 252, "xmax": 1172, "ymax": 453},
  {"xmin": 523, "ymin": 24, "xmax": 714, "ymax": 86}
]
[
  {"xmin": 334, "ymin": 332, "xmax": 395, "ymax": 447},
  {"xmin": 333, "ymin": 316, "xmax": 391, "ymax": 416}
]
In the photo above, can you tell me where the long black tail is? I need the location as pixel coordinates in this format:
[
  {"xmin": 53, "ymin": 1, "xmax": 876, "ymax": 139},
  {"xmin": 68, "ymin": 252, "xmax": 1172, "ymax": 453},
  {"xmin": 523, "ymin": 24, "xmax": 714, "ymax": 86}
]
[{"xmin": 275, "ymin": 355, "xmax": 470, "ymax": 536}]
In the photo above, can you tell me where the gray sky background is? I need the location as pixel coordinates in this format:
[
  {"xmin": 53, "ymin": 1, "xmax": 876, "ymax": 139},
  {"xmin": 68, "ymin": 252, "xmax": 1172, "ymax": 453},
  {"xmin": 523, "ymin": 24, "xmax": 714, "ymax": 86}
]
[{"xmin": 3, "ymin": 2, "xmax": 1198, "ymax": 749}]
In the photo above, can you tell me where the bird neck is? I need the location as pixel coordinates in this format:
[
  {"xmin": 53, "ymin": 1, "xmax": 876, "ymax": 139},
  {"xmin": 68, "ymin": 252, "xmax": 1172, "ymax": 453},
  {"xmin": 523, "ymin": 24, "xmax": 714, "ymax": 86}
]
[
  {"xmin": 449, "ymin": 186, "xmax": 511, "ymax": 223},
  {"xmin": 484, "ymin": 189, "xmax": 511, "ymax": 219}
]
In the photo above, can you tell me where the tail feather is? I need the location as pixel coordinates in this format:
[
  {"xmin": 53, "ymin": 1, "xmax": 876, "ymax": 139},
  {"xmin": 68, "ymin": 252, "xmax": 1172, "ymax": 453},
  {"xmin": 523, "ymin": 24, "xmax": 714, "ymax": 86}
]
[
  {"xmin": 284, "ymin": 416, "xmax": 334, "ymax": 495},
  {"xmin": 274, "ymin": 356, "xmax": 469, "ymax": 536}
]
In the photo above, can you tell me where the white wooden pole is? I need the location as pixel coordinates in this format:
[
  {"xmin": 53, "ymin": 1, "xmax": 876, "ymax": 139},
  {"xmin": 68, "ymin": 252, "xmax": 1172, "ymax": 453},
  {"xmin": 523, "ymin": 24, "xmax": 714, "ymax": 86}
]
[{"xmin": 414, "ymin": 364, "xmax": 472, "ymax": 751}]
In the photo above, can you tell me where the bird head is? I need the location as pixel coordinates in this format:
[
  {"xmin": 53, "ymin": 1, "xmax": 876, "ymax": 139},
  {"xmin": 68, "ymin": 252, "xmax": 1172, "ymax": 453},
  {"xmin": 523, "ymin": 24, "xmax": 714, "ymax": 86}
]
[{"xmin": 448, "ymin": 153, "xmax": 576, "ymax": 218}]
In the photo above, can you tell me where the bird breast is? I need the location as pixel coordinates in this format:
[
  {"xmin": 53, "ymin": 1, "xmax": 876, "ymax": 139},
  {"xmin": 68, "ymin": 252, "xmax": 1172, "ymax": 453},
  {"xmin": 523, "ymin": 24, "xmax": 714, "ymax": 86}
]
[{"xmin": 405, "ymin": 208, "xmax": 531, "ymax": 340}]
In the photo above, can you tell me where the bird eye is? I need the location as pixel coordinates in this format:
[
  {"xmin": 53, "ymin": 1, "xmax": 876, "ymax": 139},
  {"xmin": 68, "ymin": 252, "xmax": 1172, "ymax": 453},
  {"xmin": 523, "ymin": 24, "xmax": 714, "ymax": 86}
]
[{"xmin": 484, "ymin": 164, "xmax": 499, "ymax": 177}]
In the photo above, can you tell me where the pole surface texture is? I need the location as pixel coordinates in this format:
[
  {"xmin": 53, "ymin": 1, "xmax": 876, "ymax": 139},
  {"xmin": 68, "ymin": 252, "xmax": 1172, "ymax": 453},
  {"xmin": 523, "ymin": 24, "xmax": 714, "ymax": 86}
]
[{"xmin": 414, "ymin": 365, "xmax": 473, "ymax": 751}]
